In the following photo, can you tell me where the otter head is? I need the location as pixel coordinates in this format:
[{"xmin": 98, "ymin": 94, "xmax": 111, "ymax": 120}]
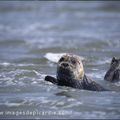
[
  {"xmin": 104, "ymin": 57, "xmax": 120, "ymax": 82},
  {"xmin": 57, "ymin": 54, "xmax": 84, "ymax": 81}
]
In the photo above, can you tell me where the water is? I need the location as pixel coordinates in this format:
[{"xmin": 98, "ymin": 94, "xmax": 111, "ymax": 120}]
[{"xmin": 0, "ymin": 1, "xmax": 120, "ymax": 119}]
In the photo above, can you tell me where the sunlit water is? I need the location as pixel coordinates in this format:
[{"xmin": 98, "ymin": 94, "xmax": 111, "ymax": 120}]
[{"xmin": 0, "ymin": 1, "xmax": 120, "ymax": 119}]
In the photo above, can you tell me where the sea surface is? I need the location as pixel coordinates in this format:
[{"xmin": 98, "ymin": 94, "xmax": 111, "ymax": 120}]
[{"xmin": 0, "ymin": 1, "xmax": 120, "ymax": 119}]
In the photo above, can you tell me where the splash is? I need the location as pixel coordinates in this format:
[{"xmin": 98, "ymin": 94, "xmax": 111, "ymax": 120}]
[{"xmin": 44, "ymin": 53, "xmax": 85, "ymax": 63}]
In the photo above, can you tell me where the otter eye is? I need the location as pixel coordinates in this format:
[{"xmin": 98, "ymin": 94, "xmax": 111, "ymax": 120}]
[
  {"xmin": 71, "ymin": 59, "xmax": 76, "ymax": 64},
  {"xmin": 59, "ymin": 57, "xmax": 64, "ymax": 62}
]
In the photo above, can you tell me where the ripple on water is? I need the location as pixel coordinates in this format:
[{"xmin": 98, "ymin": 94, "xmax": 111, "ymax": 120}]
[
  {"xmin": 0, "ymin": 68, "xmax": 44, "ymax": 87},
  {"xmin": 4, "ymin": 99, "xmax": 26, "ymax": 107},
  {"xmin": 0, "ymin": 39, "xmax": 25, "ymax": 47}
]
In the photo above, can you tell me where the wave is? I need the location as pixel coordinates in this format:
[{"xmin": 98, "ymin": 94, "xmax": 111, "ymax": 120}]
[{"xmin": 44, "ymin": 52, "xmax": 85, "ymax": 63}]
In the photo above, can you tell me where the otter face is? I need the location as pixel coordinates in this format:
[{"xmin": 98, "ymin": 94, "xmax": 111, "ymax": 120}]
[
  {"xmin": 104, "ymin": 57, "xmax": 120, "ymax": 82},
  {"xmin": 57, "ymin": 54, "xmax": 84, "ymax": 80}
]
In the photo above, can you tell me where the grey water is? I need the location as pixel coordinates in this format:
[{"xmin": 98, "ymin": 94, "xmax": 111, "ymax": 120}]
[{"xmin": 0, "ymin": 1, "xmax": 120, "ymax": 119}]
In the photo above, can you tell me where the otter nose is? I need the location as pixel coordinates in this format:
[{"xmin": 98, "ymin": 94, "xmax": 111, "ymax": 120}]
[{"xmin": 61, "ymin": 63, "xmax": 69, "ymax": 67}]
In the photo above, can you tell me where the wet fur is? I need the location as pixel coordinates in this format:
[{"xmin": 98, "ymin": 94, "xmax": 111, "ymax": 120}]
[
  {"xmin": 104, "ymin": 57, "xmax": 120, "ymax": 82},
  {"xmin": 45, "ymin": 75, "xmax": 107, "ymax": 91},
  {"xmin": 45, "ymin": 54, "xmax": 107, "ymax": 91}
]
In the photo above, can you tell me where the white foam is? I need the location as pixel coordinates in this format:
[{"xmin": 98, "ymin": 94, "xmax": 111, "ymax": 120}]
[
  {"xmin": 4, "ymin": 102, "xmax": 23, "ymax": 107},
  {"xmin": 115, "ymin": 82, "xmax": 120, "ymax": 86},
  {"xmin": 44, "ymin": 53, "xmax": 66, "ymax": 63},
  {"xmin": 0, "ymin": 62, "xmax": 11, "ymax": 66},
  {"xmin": 44, "ymin": 53, "xmax": 85, "ymax": 63},
  {"xmin": 32, "ymin": 70, "xmax": 40, "ymax": 75}
]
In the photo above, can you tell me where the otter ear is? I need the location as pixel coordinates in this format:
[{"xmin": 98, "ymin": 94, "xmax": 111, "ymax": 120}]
[{"xmin": 111, "ymin": 57, "xmax": 116, "ymax": 64}]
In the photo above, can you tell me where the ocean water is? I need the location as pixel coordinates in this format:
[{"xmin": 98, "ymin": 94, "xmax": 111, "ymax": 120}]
[{"xmin": 0, "ymin": 1, "xmax": 120, "ymax": 119}]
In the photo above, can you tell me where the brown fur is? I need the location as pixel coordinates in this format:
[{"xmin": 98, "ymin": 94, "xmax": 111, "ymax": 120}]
[
  {"xmin": 57, "ymin": 54, "xmax": 84, "ymax": 80},
  {"xmin": 45, "ymin": 53, "xmax": 107, "ymax": 91}
]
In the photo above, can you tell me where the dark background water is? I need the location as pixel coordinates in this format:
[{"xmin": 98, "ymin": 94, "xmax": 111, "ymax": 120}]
[{"xmin": 0, "ymin": 1, "xmax": 120, "ymax": 119}]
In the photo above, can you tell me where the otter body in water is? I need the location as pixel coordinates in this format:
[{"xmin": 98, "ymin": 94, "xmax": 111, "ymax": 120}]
[
  {"xmin": 45, "ymin": 54, "xmax": 107, "ymax": 91},
  {"xmin": 104, "ymin": 57, "xmax": 120, "ymax": 82}
]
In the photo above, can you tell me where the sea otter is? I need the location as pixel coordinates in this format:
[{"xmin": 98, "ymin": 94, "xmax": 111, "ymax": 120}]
[
  {"xmin": 45, "ymin": 54, "xmax": 107, "ymax": 91},
  {"xmin": 104, "ymin": 57, "xmax": 120, "ymax": 82}
]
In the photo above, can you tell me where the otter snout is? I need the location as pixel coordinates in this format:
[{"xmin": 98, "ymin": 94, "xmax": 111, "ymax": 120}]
[{"xmin": 61, "ymin": 62, "xmax": 69, "ymax": 68}]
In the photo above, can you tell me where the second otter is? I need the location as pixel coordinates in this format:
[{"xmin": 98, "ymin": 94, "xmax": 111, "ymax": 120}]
[
  {"xmin": 104, "ymin": 57, "xmax": 120, "ymax": 82},
  {"xmin": 45, "ymin": 54, "xmax": 107, "ymax": 91}
]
